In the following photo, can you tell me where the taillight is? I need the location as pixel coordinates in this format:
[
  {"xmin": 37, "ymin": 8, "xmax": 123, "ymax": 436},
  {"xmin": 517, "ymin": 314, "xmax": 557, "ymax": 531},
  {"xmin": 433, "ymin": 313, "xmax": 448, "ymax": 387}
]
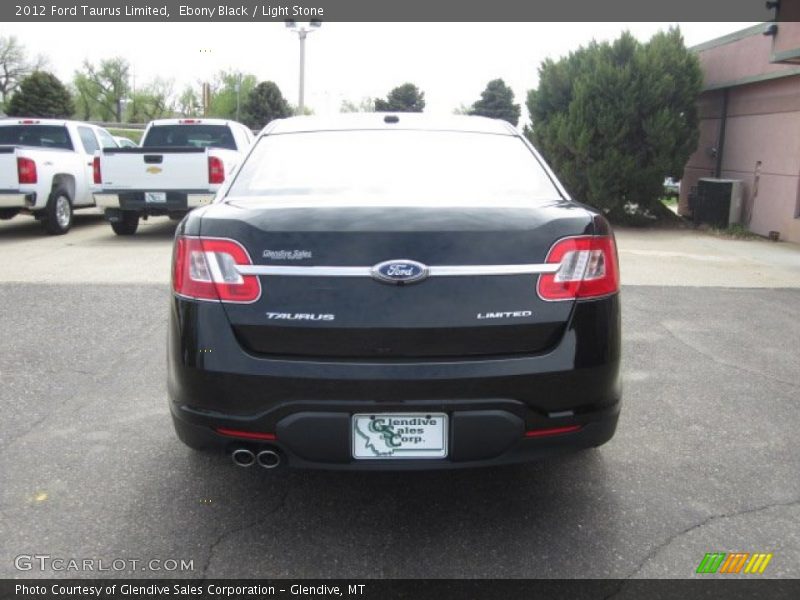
[
  {"xmin": 17, "ymin": 157, "xmax": 37, "ymax": 184},
  {"xmin": 208, "ymin": 156, "xmax": 225, "ymax": 184},
  {"xmin": 93, "ymin": 156, "xmax": 102, "ymax": 184},
  {"xmin": 172, "ymin": 236, "xmax": 260, "ymax": 303},
  {"xmin": 537, "ymin": 235, "xmax": 620, "ymax": 301}
]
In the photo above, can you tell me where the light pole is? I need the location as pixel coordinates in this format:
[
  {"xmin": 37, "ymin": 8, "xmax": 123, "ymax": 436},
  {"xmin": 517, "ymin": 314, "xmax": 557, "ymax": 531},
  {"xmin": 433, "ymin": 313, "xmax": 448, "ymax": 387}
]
[{"xmin": 285, "ymin": 20, "xmax": 321, "ymax": 114}]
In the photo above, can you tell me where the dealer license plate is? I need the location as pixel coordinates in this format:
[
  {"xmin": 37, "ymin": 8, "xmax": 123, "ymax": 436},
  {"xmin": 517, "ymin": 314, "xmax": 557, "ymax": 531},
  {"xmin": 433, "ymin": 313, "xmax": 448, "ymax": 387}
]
[
  {"xmin": 145, "ymin": 192, "xmax": 167, "ymax": 203},
  {"xmin": 352, "ymin": 413, "xmax": 448, "ymax": 459}
]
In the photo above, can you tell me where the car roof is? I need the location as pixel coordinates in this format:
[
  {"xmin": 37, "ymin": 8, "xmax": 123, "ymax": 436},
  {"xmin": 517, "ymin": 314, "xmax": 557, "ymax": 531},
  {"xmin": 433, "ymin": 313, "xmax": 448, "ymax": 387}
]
[{"xmin": 264, "ymin": 113, "xmax": 518, "ymax": 136}]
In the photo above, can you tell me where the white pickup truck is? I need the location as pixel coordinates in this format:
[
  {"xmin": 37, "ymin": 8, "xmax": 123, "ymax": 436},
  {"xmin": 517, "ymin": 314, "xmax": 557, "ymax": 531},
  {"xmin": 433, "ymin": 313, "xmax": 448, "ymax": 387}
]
[
  {"xmin": 93, "ymin": 118, "xmax": 253, "ymax": 235},
  {"xmin": 0, "ymin": 119, "xmax": 119, "ymax": 234}
]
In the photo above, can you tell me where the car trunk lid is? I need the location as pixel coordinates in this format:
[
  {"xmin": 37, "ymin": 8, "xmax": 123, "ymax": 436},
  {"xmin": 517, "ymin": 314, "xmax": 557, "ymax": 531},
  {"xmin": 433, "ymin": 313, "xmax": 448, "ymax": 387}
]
[{"xmin": 197, "ymin": 197, "xmax": 595, "ymax": 359}]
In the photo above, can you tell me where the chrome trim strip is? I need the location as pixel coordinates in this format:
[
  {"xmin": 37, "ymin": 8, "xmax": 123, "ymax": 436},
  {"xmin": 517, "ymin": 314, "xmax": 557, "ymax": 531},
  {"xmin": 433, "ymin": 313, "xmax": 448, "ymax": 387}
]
[
  {"xmin": 236, "ymin": 264, "xmax": 559, "ymax": 277},
  {"xmin": 430, "ymin": 264, "xmax": 559, "ymax": 276}
]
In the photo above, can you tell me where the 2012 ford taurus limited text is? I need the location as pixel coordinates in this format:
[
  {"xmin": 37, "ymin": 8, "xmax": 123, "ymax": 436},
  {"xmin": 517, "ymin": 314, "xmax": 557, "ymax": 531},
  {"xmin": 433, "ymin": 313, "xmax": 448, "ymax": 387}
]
[{"xmin": 167, "ymin": 114, "xmax": 621, "ymax": 470}]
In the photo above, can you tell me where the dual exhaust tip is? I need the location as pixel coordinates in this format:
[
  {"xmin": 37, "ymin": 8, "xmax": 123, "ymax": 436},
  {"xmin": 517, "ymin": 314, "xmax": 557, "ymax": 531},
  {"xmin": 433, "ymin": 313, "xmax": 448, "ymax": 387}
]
[{"xmin": 231, "ymin": 447, "xmax": 281, "ymax": 469}]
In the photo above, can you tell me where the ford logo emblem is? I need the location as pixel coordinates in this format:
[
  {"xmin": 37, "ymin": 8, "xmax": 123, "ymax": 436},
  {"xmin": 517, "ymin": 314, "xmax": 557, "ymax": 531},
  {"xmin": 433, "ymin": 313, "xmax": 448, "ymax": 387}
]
[{"xmin": 371, "ymin": 259, "xmax": 429, "ymax": 285}]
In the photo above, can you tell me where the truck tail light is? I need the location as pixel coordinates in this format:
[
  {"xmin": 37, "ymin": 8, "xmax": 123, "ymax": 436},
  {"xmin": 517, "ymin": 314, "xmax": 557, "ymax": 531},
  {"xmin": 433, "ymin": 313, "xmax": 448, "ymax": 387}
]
[
  {"xmin": 537, "ymin": 235, "xmax": 620, "ymax": 301},
  {"xmin": 172, "ymin": 236, "xmax": 261, "ymax": 303},
  {"xmin": 17, "ymin": 157, "xmax": 37, "ymax": 184},
  {"xmin": 208, "ymin": 156, "xmax": 225, "ymax": 184},
  {"xmin": 93, "ymin": 156, "xmax": 102, "ymax": 184}
]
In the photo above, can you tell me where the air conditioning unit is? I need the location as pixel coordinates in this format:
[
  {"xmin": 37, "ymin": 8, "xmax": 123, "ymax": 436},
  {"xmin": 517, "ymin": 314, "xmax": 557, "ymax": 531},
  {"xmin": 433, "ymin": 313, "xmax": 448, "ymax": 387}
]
[{"xmin": 692, "ymin": 178, "xmax": 744, "ymax": 227}]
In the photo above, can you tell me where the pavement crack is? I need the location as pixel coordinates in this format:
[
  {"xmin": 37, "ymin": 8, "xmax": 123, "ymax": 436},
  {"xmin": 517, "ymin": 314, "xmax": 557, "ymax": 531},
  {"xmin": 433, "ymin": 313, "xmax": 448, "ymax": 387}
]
[
  {"xmin": 659, "ymin": 321, "xmax": 800, "ymax": 389},
  {"xmin": 200, "ymin": 487, "xmax": 290, "ymax": 579},
  {"xmin": 618, "ymin": 498, "xmax": 800, "ymax": 586}
]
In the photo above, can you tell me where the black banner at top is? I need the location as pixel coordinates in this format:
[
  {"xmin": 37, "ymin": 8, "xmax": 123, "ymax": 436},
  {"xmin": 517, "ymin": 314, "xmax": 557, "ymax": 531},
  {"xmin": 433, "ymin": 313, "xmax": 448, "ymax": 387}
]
[{"xmin": 0, "ymin": 0, "xmax": 781, "ymax": 22}]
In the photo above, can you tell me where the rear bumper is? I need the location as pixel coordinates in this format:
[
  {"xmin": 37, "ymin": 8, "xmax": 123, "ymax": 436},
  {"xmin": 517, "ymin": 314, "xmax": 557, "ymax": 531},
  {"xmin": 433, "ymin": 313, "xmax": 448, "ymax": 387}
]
[
  {"xmin": 0, "ymin": 191, "xmax": 35, "ymax": 208},
  {"xmin": 167, "ymin": 294, "xmax": 622, "ymax": 470},
  {"xmin": 95, "ymin": 191, "xmax": 214, "ymax": 213},
  {"xmin": 171, "ymin": 404, "xmax": 620, "ymax": 470}
]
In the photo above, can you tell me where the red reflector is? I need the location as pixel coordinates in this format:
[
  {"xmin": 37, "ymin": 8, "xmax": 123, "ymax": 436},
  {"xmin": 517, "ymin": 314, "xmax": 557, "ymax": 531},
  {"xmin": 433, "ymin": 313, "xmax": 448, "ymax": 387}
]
[
  {"xmin": 524, "ymin": 425, "xmax": 583, "ymax": 438},
  {"xmin": 537, "ymin": 235, "xmax": 620, "ymax": 301},
  {"xmin": 215, "ymin": 427, "xmax": 277, "ymax": 441},
  {"xmin": 208, "ymin": 155, "xmax": 225, "ymax": 184},
  {"xmin": 172, "ymin": 235, "xmax": 261, "ymax": 303},
  {"xmin": 92, "ymin": 156, "xmax": 102, "ymax": 184},
  {"xmin": 17, "ymin": 157, "xmax": 37, "ymax": 184}
]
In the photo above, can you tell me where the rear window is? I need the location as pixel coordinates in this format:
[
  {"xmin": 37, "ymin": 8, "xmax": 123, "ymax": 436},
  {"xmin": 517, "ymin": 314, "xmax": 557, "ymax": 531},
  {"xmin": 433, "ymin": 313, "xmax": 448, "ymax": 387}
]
[
  {"xmin": 0, "ymin": 125, "xmax": 73, "ymax": 150},
  {"xmin": 227, "ymin": 130, "xmax": 561, "ymax": 203},
  {"xmin": 142, "ymin": 125, "xmax": 236, "ymax": 150}
]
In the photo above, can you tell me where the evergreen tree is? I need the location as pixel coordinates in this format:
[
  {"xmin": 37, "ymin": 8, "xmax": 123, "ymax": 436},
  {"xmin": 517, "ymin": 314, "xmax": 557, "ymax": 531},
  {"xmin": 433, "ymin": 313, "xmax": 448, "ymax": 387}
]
[
  {"xmin": 527, "ymin": 28, "xmax": 702, "ymax": 217},
  {"xmin": 241, "ymin": 81, "xmax": 292, "ymax": 129},
  {"xmin": 7, "ymin": 71, "xmax": 74, "ymax": 118},
  {"xmin": 374, "ymin": 83, "xmax": 425, "ymax": 112},
  {"xmin": 469, "ymin": 79, "xmax": 521, "ymax": 126}
]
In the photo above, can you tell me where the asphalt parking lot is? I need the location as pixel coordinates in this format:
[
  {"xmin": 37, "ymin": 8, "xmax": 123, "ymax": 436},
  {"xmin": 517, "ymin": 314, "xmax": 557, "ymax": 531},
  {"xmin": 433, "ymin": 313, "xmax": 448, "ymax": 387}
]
[{"xmin": 0, "ymin": 214, "xmax": 799, "ymax": 579}]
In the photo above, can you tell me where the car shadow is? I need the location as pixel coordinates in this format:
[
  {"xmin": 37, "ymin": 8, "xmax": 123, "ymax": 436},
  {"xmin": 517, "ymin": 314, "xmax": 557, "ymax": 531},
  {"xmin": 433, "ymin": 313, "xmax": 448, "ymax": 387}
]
[
  {"xmin": 0, "ymin": 213, "xmax": 106, "ymax": 239},
  {"xmin": 86, "ymin": 217, "xmax": 179, "ymax": 245}
]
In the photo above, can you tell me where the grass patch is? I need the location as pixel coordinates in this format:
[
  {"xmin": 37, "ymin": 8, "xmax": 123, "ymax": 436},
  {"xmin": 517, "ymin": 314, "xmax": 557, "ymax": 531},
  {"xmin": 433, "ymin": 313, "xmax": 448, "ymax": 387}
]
[
  {"xmin": 107, "ymin": 128, "xmax": 143, "ymax": 144},
  {"xmin": 661, "ymin": 196, "xmax": 678, "ymax": 208},
  {"xmin": 706, "ymin": 223, "xmax": 760, "ymax": 240}
]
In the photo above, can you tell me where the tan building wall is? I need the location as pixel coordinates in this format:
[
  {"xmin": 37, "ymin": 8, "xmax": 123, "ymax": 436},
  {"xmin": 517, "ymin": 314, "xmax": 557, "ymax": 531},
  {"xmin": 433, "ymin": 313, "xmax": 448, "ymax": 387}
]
[{"xmin": 680, "ymin": 23, "xmax": 800, "ymax": 244}]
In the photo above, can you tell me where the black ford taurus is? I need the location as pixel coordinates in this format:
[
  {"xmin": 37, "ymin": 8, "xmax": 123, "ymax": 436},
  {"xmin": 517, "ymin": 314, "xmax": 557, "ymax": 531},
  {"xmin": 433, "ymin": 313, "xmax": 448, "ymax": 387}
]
[{"xmin": 167, "ymin": 114, "xmax": 621, "ymax": 470}]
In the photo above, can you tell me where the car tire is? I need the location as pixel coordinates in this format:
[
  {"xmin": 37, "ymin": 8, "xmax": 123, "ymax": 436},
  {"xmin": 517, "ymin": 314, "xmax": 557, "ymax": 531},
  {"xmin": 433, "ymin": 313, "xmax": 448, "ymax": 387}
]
[
  {"xmin": 0, "ymin": 208, "xmax": 20, "ymax": 220},
  {"xmin": 111, "ymin": 211, "xmax": 140, "ymax": 236},
  {"xmin": 42, "ymin": 187, "xmax": 73, "ymax": 235}
]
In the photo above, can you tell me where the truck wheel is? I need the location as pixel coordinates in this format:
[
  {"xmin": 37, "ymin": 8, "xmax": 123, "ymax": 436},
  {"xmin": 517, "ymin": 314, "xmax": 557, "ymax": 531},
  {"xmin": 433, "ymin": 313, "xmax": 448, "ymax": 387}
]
[
  {"xmin": 0, "ymin": 208, "xmax": 20, "ymax": 220},
  {"xmin": 111, "ymin": 211, "xmax": 139, "ymax": 236},
  {"xmin": 42, "ymin": 187, "xmax": 73, "ymax": 235}
]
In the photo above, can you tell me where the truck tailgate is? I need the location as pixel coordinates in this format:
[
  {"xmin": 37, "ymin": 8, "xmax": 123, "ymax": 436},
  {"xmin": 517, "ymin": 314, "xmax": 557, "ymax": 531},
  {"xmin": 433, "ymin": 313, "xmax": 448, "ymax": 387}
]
[
  {"xmin": 100, "ymin": 147, "xmax": 209, "ymax": 190},
  {"xmin": 0, "ymin": 147, "xmax": 19, "ymax": 189}
]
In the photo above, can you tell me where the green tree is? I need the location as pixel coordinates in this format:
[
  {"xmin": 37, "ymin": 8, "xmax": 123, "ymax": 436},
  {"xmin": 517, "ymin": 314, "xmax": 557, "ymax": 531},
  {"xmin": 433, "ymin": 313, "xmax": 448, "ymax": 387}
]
[
  {"xmin": 374, "ymin": 83, "xmax": 425, "ymax": 112},
  {"xmin": 207, "ymin": 70, "xmax": 257, "ymax": 120},
  {"xmin": 128, "ymin": 78, "xmax": 174, "ymax": 122},
  {"xmin": 6, "ymin": 71, "xmax": 74, "ymax": 118},
  {"xmin": 177, "ymin": 85, "xmax": 202, "ymax": 117},
  {"xmin": 241, "ymin": 81, "xmax": 292, "ymax": 129},
  {"xmin": 71, "ymin": 73, "xmax": 101, "ymax": 120},
  {"xmin": 340, "ymin": 97, "xmax": 375, "ymax": 113},
  {"xmin": 74, "ymin": 57, "xmax": 130, "ymax": 122},
  {"xmin": 0, "ymin": 35, "xmax": 48, "ymax": 109},
  {"xmin": 469, "ymin": 78, "xmax": 521, "ymax": 126},
  {"xmin": 527, "ymin": 28, "xmax": 702, "ymax": 218}
]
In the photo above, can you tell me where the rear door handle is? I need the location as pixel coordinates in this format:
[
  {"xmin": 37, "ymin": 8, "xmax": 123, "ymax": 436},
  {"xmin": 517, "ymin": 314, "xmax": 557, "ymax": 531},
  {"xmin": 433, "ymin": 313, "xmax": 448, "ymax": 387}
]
[{"xmin": 144, "ymin": 155, "xmax": 163, "ymax": 164}]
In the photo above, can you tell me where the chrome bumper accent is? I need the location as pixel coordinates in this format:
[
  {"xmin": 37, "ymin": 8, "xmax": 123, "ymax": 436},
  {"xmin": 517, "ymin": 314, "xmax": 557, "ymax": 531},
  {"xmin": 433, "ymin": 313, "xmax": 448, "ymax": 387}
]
[
  {"xmin": 236, "ymin": 263, "xmax": 560, "ymax": 277},
  {"xmin": 94, "ymin": 194, "xmax": 120, "ymax": 209},
  {"xmin": 0, "ymin": 193, "xmax": 27, "ymax": 208},
  {"xmin": 187, "ymin": 194, "xmax": 215, "ymax": 208}
]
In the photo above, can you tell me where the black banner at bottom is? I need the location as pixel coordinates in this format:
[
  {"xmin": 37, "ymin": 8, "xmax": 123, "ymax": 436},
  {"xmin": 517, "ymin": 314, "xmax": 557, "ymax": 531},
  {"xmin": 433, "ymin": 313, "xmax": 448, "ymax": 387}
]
[{"xmin": 2, "ymin": 579, "xmax": 800, "ymax": 600}]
